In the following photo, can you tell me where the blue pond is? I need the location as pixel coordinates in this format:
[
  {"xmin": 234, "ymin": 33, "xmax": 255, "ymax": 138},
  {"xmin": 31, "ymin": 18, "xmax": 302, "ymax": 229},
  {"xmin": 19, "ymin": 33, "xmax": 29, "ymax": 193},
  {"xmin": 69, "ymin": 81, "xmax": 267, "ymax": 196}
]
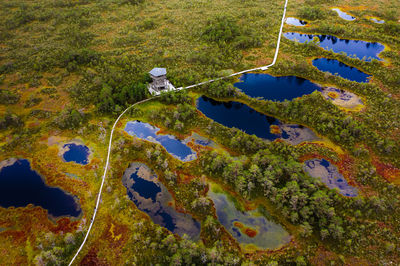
[
  {"xmin": 197, "ymin": 96, "xmax": 280, "ymax": 140},
  {"xmin": 124, "ymin": 121, "xmax": 197, "ymax": 162},
  {"xmin": 312, "ymin": 58, "xmax": 370, "ymax": 83},
  {"xmin": 62, "ymin": 143, "xmax": 90, "ymax": 165},
  {"xmin": 234, "ymin": 73, "xmax": 321, "ymax": 101},
  {"xmin": 284, "ymin": 32, "xmax": 385, "ymax": 61},
  {"xmin": 123, "ymin": 163, "xmax": 200, "ymax": 239},
  {"xmin": 303, "ymin": 159, "xmax": 358, "ymax": 197},
  {"xmin": 0, "ymin": 159, "xmax": 81, "ymax": 217},
  {"xmin": 332, "ymin": 8, "xmax": 356, "ymax": 21}
]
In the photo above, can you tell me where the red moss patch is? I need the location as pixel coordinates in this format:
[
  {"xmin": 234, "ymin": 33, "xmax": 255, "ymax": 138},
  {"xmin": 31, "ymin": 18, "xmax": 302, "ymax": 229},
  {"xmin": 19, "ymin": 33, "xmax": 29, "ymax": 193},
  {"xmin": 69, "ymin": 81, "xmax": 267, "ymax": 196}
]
[
  {"xmin": 372, "ymin": 158, "xmax": 400, "ymax": 184},
  {"xmin": 101, "ymin": 218, "xmax": 130, "ymax": 250},
  {"xmin": 50, "ymin": 218, "xmax": 79, "ymax": 234},
  {"xmin": 233, "ymin": 221, "xmax": 258, "ymax": 238},
  {"xmin": 80, "ymin": 247, "xmax": 109, "ymax": 266},
  {"xmin": 327, "ymin": 91, "xmax": 339, "ymax": 99},
  {"xmin": 270, "ymin": 125, "xmax": 281, "ymax": 135}
]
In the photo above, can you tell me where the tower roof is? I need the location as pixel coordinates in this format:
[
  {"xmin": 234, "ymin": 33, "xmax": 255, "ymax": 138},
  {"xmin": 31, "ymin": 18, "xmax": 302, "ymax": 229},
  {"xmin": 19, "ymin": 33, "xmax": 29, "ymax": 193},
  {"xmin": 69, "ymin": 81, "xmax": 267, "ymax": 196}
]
[{"xmin": 149, "ymin": 68, "xmax": 167, "ymax": 77}]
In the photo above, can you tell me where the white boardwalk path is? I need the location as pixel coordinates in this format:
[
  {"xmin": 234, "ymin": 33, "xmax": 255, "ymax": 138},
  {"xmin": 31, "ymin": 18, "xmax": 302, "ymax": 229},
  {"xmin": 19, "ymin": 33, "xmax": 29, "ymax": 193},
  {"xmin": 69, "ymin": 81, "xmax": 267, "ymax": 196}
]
[{"xmin": 68, "ymin": 0, "xmax": 288, "ymax": 264}]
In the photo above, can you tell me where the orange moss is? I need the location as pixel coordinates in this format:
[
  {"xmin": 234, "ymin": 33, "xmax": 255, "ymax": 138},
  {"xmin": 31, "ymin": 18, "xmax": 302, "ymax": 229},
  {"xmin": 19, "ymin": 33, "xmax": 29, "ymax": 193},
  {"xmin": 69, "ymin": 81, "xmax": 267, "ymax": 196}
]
[
  {"xmin": 50, "ymin": 218, "xmax": 80, "ymax": 234},
  {"xmin": 372, "ymin": 158, "xmax": 400, "ymax": 184},
  {"xmin": 233, "ymin": 221, "xmax": 258, "ymax": 238},
  {"xmin": 327, "ymin": 91, "xmax": 339, "ymax": 99},
  {"xmin": 101, "ymin": 218, "xmax": 129, "ymax": 250},
  {"xmin": 270, "ymin": 125, "xmax": 281, "ymax": 135}
]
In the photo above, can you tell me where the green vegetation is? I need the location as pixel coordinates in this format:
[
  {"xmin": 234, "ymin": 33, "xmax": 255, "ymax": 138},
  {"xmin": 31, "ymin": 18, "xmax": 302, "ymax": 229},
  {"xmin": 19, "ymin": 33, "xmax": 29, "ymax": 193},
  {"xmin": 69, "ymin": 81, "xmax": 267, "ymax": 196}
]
[
  {"xmin": 0, "ymin": 0, "xmax": 400, "ymax": 265},
  {"xmin": 297, "ymin": 6, "xmax": 325, "ymax": 20}
]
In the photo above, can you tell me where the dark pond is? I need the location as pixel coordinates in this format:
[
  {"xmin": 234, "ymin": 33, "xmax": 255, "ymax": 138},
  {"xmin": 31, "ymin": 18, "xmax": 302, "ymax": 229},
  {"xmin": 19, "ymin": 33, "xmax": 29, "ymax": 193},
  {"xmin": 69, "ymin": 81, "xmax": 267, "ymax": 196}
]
[
  {"xmin": 284, "ymin": 32, "xmax": 384, "ymax": 61},
  {"xmin": 208, "ymin": 182, "xmax": 290, "ymax": 250},
  {"xmin": 234, "ymin": 73, "xmax": 321, "ymax": 101},
  {"xmin": 312, "ymin": 58, "xmax": 370, "ymax": 83},
  {"xmin": 124, "ymin": 121, "xmax": 197, "ymax": 162},
  {"xmin": 332, "ymin": 8, "xmax": 356, "ymax": 21},
  {"xmin": 197, "ymin": 96, "xmax": 280, "ymax": 140},
  {"xmin": 285, "ymin": 17, "xmax": 307, "ymax": 26},
  {"xmin": 197, "ymin": 96, "xmax": 319, "ymax": 144},
  {"xmin": 0, "ymin": 158, "xmax": 81, "ymax": 217},
  {"xmin": 62, "ymin": 143, "xmax": 90, "ymax": 165},
  {"xmin": 123, "ymin": 163, "xmax": 200, "ymax": 239},
  {"xmin": 303, "ymin": 159, "xmax": 358, "ymax": 197}
]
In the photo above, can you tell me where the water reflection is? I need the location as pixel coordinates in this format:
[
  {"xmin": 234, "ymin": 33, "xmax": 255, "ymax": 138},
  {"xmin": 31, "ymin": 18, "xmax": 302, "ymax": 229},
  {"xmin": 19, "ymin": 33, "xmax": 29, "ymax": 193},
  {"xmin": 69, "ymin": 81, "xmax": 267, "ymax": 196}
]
[
  {"xmin": 124, "ymin": 121, "xmax": 197, "ymax": 162},
  {"xmin": 303, "ymin": 159, "xmax": 358, "ymax": 197},
  {"xmin": 197, "ymin": 96, "xmax": 319, "ymax": 144},
  {"xmin": 62, "ymin": 143, "xmax": 90, "ymax": 165},
  {"xmin": 122, "ymin": 162, "xmax": 201, "ymax": 239},
  {"xmin": 312, "ymin": 58, "xmax": 370, "ymax": 83},
  {"xmin": 332, "ymin": 8, "xmax": 356, "ymax": 21},
  {"xmin": 284, "ymin": 32, "xmax": 384, "ymax": 61},
  {"xmin": 235, "ymin": 73, "xmax": 321, "ymax": 101},
  {"xmin": 0, "ymin": 158, "xmax": 81, "ymax": 218},
  {"xmin": 285, "ymin": 17, "xmax": 307, "ymax": 26}
]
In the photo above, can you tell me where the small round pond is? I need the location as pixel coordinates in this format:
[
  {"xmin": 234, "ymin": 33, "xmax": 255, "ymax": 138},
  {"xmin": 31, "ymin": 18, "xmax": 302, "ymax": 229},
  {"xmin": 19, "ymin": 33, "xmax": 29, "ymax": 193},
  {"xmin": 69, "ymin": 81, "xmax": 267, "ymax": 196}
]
[
  {"xmin": 122, "ymin": 162, "xmax": 200, "ymax": 240},
  {"xmin": 234, "ymin": 73, "xmax": 321, "ymax": 101},
  {"xmin": 284, "ymin": 32, "xmax": 385, "ymax": 61},
  {"xmin": 124, "ymin": 121, "xmax": 197, "ymax": 162},
  {"xmin": 303, "ymin": 159, "xmax": 358, "ymax": 197},
  {"xmin": 208, "ymin": 182, "xmax": 290, "ymax": 250},
  {"xmin": 62, "ymin": 143, "xmax": 90, "ymax": 165},
  {"xmin": 312, "ymin": 58, "xmax": 370, "ymax": 83},
  {"xmin": 0, "ymin": 158, "xmax": 81, "ymax": 218}
]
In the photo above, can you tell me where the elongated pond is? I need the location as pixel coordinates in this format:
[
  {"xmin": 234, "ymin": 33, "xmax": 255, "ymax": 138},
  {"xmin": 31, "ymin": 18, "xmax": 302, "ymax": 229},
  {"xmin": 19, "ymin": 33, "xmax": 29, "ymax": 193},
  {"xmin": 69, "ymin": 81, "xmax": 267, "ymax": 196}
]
[
  {"xmin": 285, "ymin": 17, "xmax": 307, "ymax": 26},
  {"xmin": 124, "ymin": 121, "xmax": 197, "ymax": 162},
  {"xmin": 197, "ymin": 96, "xmax": 318, "ymax": 144},
  {"xmin": 122, "ymin": 163, "xmax": 200, "ymax": 239},
  {"xmin": 0, "ymin": 158, "xmax": 81, "ymax": 218},
  {"xmin": 208, "ymin": 183, "xmax": 290, "ymax": 250},
  {"xmin": 312, "ymin": 58, "xmax": 370, "ymax": 83},
  {"xmin": 303, "ymin": 159, "xmax": 358, "ymax": 197},
  {"xmin": 234, "ymin": 73, "xmax": 321, "ymax": 101},
  {"xmin": 370, "ymin": 18, "xmax": 384, "ymax": 24},
  {"xmin": 284, "ymin": 32, "xmax": 384, "ymax": 61},
  {"xmin": 332, "ymin": 8, "xmax": 356, "ymax": 21}
]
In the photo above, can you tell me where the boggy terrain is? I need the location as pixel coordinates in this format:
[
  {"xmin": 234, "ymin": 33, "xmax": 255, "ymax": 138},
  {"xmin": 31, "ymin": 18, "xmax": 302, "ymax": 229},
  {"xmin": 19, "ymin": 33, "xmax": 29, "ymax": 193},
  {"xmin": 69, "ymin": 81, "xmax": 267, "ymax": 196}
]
[{"xmin": 0, "ymin": 0, "xmax": 400, "ymax": 265}]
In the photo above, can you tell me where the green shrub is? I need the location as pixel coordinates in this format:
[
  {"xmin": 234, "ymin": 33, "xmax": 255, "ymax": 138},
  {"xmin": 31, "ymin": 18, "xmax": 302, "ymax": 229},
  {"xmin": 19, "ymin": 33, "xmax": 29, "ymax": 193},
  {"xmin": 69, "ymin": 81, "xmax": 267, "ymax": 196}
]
[
  {"xmin": 297, "ymin": 6, "xmax": 325, "ymax": 20},
  {"xmin": 0, "ymin": 89, "xmax": 20, "ymax": 105}
]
